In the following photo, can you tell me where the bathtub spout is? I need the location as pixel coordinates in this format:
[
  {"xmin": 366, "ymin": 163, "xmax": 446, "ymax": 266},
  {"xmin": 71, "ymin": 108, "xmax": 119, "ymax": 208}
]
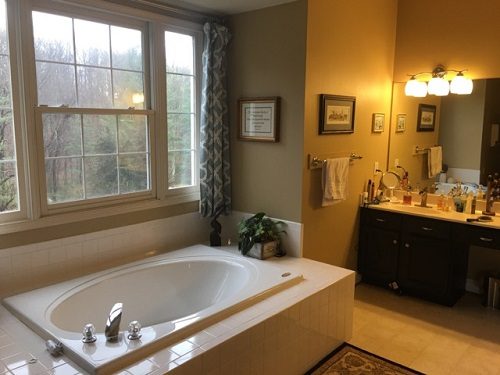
[{"xmin": 105, "ymin": 302, "xmax": 123, "ymax": 342}]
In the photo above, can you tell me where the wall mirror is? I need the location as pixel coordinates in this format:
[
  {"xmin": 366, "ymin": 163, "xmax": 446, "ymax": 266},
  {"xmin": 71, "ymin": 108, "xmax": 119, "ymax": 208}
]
[{"xmin": 388, "ymin": 79, "xmax": 500, "ymax": 190}]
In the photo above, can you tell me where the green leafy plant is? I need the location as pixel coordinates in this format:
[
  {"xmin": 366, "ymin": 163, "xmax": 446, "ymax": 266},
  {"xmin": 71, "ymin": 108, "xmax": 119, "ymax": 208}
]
[{"xmin": 237, "ymin": 212, "xmax": 286, "ymax": 255}]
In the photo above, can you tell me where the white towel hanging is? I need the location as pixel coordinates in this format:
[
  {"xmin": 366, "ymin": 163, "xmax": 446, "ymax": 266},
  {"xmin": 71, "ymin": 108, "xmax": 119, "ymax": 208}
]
[
  {"xmin": 428, "ymin": 146, "xmax": 442, "ymax": 178},
  {"xmin": 322, "ymin": 157, "xmax": 350, "ymax": 206}
]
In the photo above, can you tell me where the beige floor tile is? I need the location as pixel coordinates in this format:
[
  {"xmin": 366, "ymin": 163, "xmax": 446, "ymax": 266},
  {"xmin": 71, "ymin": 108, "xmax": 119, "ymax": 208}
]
[{"xmin": 350, "ymin": 284, "xmax": 500, "ymax": 375}]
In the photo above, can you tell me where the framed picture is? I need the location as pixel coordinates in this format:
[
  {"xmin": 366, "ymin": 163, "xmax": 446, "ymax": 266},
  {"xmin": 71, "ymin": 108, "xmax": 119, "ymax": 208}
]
[
  {"xmin": 319, "ymin": 94, "xmax": 356, "ymax": 134},
  {"xmin": 238, "ymin": 97, "xmax": 280, "ymax": 142},
  {"xmin": 372, "ymin": 113, "xmax": 385, "ymax": 133},
  {"xmin": 396, "ymin": 114, "xmax": 406, "ymax": 132},
  {"xmin": 417, "ymin": 104, "xmax": 436, "ymax": 132}
]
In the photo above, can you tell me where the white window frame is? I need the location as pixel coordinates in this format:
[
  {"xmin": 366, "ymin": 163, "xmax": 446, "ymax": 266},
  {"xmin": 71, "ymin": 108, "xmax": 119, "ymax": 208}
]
[
  {"xmin": 0, "ymin": 0, "xmax": 202, "ymax": 232},
  {"xmin": 0, "ymin": 0, "xmax": 28, "ymax": 223}
]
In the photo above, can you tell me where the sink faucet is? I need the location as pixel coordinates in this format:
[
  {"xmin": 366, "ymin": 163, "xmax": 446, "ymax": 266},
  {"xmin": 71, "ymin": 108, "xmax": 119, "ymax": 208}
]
[
  {"xmin": 419, "ymin": 188, "xmax": 429, "ymax": 207},
  {"xmin": 105, "ymin": 302, "xmax": 123, "ymax": 342}
]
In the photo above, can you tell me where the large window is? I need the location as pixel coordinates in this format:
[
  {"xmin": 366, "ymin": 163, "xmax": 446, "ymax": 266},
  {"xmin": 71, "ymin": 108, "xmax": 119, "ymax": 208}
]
[
  {"xmin": 0, "ymin": 0, "xmax": 201, "ymax": 226},
  {"xmin": 0, "ymin": 0, "xmax": 20, "ymax": 214}
]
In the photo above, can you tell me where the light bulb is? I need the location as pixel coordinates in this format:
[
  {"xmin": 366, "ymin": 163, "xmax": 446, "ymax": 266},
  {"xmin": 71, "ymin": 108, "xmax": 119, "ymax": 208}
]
[
  {"xmin": 428, "ymin": 77, "xmax": 449, "ymax": 96},
  {"xmin": 405, "ymin": 77, "xmax": 427, "ymax": 97},
  {"xmin": 450, "ymin": 73, "xmax": 473, "ymax": 94}
]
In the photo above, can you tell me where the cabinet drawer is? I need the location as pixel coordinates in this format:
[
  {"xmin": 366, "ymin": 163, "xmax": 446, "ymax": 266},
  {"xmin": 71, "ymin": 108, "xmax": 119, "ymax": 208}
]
[
  {"xmin": 363, "ymin": 208, "xmax": 401, "ymax": 230},
  {"xmin": 402, "ymin": 216, "xmax": 450, "ymax": 240},
  {"xmin": 464, "ymin": 226, "xmax": 500, "ymax": 249}
]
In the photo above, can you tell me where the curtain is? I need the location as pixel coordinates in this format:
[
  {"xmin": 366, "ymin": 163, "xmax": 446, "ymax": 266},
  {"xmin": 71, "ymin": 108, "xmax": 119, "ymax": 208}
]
[{"xmin": 199, "ymin": 22, "xmax": 232, "ymax": 217}]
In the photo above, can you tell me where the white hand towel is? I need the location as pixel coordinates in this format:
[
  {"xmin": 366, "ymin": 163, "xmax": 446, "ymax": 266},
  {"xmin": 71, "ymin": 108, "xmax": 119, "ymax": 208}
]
[
  {"xmin": 428, "ymin": 146, "xmax": 442, "ymax": 178},
  {"xmin": 322, "ymin": 157, "xmax": 350, "ymax": 207}
]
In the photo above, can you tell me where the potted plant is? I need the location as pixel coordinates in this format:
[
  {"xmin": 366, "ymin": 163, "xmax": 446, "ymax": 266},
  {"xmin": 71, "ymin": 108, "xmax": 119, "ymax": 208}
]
[{"xmin": 237, "ymin": 212, "xmax": 286, "ymax": 259}]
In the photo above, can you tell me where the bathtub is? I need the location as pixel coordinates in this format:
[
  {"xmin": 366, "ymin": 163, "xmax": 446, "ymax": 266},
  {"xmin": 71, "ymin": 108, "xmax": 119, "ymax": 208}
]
[{"xmin": 2, "ymin": 245, "xmax": 303, "ymax": 374}]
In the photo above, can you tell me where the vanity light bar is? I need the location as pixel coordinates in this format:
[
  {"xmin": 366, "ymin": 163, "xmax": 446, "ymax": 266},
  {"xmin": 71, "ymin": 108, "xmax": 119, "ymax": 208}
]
[{"xmin": 405, "ymin": 65, "xmax": 473, "ymax": 97}]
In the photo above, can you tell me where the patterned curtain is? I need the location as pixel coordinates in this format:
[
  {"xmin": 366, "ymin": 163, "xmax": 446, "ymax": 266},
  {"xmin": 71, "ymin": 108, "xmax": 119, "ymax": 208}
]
[{"xmin": 199, "ymin": 22, "xmax": 232, "ymax": 217}]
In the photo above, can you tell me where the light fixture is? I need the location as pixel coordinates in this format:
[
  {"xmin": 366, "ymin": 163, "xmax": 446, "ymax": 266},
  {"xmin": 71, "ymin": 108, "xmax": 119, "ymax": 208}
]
[{"xmin": 404, "ymin": 65, "xmax": 472, "ymax": 97}]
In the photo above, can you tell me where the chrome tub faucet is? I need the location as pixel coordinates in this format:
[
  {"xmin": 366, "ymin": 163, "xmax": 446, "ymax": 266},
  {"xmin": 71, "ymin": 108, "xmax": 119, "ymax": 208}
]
[{"xmin": 105, "ymin": 302, "xmax": 123, "ymax": 342}]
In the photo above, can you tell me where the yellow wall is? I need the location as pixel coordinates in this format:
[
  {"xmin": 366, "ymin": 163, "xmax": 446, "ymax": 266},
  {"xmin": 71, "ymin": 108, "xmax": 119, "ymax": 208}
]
[
  {"xmin": 228, "ymin": 1, "xmax": 307, "ymax": 222},
  {"xmin": 301, "ymin": 0, "xmax": 398, "ymax": 267},
  {"xmin": 394, "ymin": 0, "xmax": 500, "ymax": 81}
]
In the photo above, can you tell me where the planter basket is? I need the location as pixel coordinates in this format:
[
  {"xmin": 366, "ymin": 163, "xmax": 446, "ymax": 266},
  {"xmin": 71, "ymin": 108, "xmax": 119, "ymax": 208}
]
[{"xmin": 245, "ymin": 240, "xmax": 278, "ymax": 260}]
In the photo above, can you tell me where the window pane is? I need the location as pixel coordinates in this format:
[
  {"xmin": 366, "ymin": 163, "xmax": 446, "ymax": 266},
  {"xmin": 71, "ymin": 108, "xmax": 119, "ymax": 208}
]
[
  {"xmin": 113, "ymin": 70, "xmax": 144, "ymax": 109},
  {"xmin": 119, "ymin": 154, "xmax": 148, "ymax": 193},
  {"xmin": 77, "ymin": 66, "xmax": 112, "ymax": 108},
  {"xmin": 75, "ymin": 19, "xmax": 110, "ymax": 67},
  {"xmin": 168, "ymin": 150, "xmax": 193, "ymax": 188},
  {"xmin": 0, "ymin": 1, "xmax": 7, "ymax": 55},
  {"xmin": 83, "ymin": 115, "xmax": 117, "ymax": 155},
  {"xmin": 0, "ymin": 161, "xmax": 18, "ymax": 212},
  {"xmin": 84, "ymin": 155, "xmax": 117, "ymax": 198},
  {"xmin": 167, "ymin": 114, "xmax": 193, "ymax": 150},
  {"xmin": 46, "ymin": 158, "xmax": 83, "ymax": 203},
  {"xmin": 32, "ymin": 12, "xmax": 74, "ymax": 63},
  {"xmin": 165, "ymin": 32, "xmax": 193, "ymax": 74},
  {"xmin": 0, "ymin": 109, "xmax": 15, "ymax": 159},
  {"xmin": 36, "ymin": 62, "xmax": 77, "ymax": 106},
  {"xmin": 43, "ymin": 114, "xmax": 82, "ymax": 157},
  {"xmin": 118, "ymin": 115, "xmax": 147, "ymax": 153},
  {"xmin": 0, "ymin": 55, "xmax": 11, "ymax": 107},
  {"xmin": 167, "ymin": 74, "xmax": 193, "ymax": 113},
  {"xmin": 111, "ymin": 26, "xmax": 142, "ymax": 71}
]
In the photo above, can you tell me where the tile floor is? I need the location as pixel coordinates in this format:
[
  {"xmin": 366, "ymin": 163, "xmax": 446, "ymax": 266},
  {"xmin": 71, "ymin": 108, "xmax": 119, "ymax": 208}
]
[{"xmin": 350, "ymin": 284, "xmax": 500, "ymax": 375}]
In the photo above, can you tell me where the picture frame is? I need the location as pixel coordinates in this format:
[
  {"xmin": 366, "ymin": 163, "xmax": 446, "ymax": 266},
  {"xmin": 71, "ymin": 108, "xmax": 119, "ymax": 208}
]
[
  {"xmin": 238, "ymin": 97, "xmax": 280, "ymax": 142},
  {"xmin": 319, "ymin": 94, "xmax": 356, "ymax": 134},
  {"xmin": 417, "ymin": 104, "xmax": 436, "ymax": 132},
  {"xmin": 396, "ymin": 114, "xmax": 406, "ymax": 132},
  {"xmin": 372, "ymin": 113, "xmax": 385, "ymax": 133}
]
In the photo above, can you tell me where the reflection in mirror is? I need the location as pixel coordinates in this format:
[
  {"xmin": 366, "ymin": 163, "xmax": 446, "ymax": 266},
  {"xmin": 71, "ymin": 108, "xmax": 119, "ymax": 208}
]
[{"xmin": 389, "ymin": 79, "xmax": 500, "ymax": 191}]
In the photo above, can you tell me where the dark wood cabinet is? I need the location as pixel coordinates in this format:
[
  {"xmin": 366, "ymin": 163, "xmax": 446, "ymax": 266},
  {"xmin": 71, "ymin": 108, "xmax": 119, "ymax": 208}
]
[
  {"xmin": 358, "ymin": 207, "xmax": 485, "ymax": 306},
  {"xmin": 358, "ymin": 209, "xmax": 400, "ymax": 287}
]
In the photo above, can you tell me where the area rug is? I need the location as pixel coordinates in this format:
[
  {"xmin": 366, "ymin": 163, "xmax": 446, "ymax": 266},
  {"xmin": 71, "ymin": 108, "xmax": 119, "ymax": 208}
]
[{"xmin": 306, "ymin": 343, "xmax": 424, "ymax": 375}]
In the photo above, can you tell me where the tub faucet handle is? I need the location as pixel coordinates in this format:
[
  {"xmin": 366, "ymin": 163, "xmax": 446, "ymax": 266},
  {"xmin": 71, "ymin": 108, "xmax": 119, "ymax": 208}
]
[
  {"xmin": 105, "ymin": 302, "xmax": 123, "ymax": 342},
  {"xmin": 127, "ymin": 320, "xmax": 142, "ymax": 340},
  {"xmin": 82, "ymin": 323, "xmax": 97, "ymax": 343}
]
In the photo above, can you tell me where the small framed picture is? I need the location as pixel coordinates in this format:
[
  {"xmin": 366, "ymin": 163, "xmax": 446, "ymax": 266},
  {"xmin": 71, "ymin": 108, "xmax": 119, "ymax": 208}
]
[
  {"xmin": 396, "ymin": 114, "xmax": 406, "ymax": 132},
  {"xmin": 372, "ymin": 113, "xmax": 384, "ymax": 133},
  {"xmin": 319, "ymin": 94, "xmax": 356, "ymax": 134},
  {"xmin": 417, "ymin": 104, "xmax": 436, "ymax": 132},
  {"xmin": 238, "ymin": 97, "xmax": 280, "ymax": 142}
]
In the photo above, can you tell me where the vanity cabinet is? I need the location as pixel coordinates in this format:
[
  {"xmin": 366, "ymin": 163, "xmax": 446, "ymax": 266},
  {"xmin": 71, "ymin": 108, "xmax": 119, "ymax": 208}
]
[
  {"xmin": 358, "ymin": 209, "xmax": 401, "ymax": 287},
  {"xmin": 398, "ymin": 216, "xmax": 454, "ymax": 304},
  {"xmin": 358, "ymin": 207, "xmax": 469, "ymax": 306}
]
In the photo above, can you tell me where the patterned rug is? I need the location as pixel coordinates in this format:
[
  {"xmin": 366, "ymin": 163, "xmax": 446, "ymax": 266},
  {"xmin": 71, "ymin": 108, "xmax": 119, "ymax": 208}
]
[{"xmin": 306, "ymin": 343, "xmax": 424, "ymax": 375}]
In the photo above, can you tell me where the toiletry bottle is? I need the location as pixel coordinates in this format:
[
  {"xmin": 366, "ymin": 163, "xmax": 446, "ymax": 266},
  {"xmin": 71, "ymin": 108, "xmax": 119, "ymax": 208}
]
[
  {"xmin": 403, "ymin": 189, "xmax": 412, "ymax": 205},
  {"xmin": 465, "ymin": 192, "xmax": 473, "ymax": 213},
  {"xmin": 470, "ymin": 194, "xmax": 477, "ymax": 214},
  {"xmin": 437, "ymin": 194, "xmax": 445, "ymax": 210}
]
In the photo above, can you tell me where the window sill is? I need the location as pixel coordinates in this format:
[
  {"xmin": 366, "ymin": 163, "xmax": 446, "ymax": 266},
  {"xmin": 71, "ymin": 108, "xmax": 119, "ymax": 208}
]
[{"xmin": 0, "ymin": 191, "xmax": 200, "ymax": 237}]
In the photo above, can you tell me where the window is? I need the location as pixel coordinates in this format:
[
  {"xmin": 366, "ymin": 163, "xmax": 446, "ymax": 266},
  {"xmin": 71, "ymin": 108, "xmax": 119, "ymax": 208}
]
[
  {"xmin": 0, "ymin": 0, "xmax": 201, "ymax": 228},
  {"xmin": 32, "ymin": 10, "xmax": 152, "ymax": 209},
  {"xmin": 0, "ymin": 0, "xmax": 20, "ymax": 215},
  {"xmin": 165, "ymin": 31, "xmax": 197, "ymax": 190}
]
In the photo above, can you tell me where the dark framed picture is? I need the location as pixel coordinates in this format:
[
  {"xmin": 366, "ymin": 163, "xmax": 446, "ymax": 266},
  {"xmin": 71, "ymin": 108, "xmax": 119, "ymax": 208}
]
[
  {"xmin": 319, "ymin": 94, "xmax": 356, "ymax": 134},
  {"xmin": 238, "ymin": 97, "xmax": 280, "ymax": 142},
  {"xmin": 372, "ymin": 113, "xmax": 385, "ymax": 133},
  {"xmin": 417, "ymin": 104, "xmax": 436, "ymax": 132},
  {"xmin": 396, "ymin": 114, "xmax": 406, "ymax": 132}
]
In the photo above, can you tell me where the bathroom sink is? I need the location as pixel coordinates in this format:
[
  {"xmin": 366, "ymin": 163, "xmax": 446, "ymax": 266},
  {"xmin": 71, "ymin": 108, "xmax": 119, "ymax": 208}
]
[{"xmin": 398, "ymin": 204, "xmax": 442, "ymax": 214}]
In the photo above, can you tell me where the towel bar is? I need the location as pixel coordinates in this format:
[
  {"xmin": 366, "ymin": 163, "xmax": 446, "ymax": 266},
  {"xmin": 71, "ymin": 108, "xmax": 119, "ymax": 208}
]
[{"xmin": 308, "ymin": 153, "xmax": 363, "ymax": 170}]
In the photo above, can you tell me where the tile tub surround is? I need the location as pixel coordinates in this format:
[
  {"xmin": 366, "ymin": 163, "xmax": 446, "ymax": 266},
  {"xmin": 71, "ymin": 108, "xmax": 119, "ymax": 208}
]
[{"xmin": 0, "ymin": 247, "xmax": 355, "ymax": 374}]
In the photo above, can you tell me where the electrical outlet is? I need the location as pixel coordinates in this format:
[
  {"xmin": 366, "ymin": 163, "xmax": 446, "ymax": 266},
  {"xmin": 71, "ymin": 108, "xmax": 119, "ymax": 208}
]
[
  {"xmin": 394, "ymin": 158, "xmax": 399, "ymax": 168},
  {"xmin": 374, "ymin": 161, "xmax": 379, "ymax": 175}
]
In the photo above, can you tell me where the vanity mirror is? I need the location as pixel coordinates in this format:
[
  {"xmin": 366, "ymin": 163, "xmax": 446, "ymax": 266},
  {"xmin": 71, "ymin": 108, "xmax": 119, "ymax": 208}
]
[{"xmin": 388, "ymin": 79, "xmax": 500, "ymax": 190}]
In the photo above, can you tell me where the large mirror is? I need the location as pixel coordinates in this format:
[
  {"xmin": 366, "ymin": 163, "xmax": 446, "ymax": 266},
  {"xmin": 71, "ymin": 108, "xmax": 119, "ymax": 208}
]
[{"xmin": 388, "ymin": 79, "xmax": 500, "ymax": 192}]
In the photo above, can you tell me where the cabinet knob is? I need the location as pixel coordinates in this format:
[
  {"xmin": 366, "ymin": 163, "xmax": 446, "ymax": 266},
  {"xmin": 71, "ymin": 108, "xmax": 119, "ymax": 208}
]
[
  {"xmin": 393, "ymin": 240, "xmax": 398, "ymax": 245},
  {"xmin": 404, "ymin": 243, "xmax": 410, "ymax": 248},
  {"xmin": 376, "ymin": 218, "xmax": 386, "ymax": 222},
  {"xmin": 421, "ymin": 226, "xmax": 433, "ymax": 231}
]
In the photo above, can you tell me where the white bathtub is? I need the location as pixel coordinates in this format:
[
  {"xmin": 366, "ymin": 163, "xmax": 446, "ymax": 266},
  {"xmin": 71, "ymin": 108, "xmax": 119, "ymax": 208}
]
[{"xmin": 2, "ymin": 245, "xmax": 302, "ymax": 374}]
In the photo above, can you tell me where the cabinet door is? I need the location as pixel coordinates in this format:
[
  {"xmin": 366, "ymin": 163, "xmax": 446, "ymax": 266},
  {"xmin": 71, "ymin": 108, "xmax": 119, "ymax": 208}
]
[
  {"xmin": 359, "ymin": 225, "xmax": 400, "ymax": 286},
  {"xmin": 399, "ymin": 232, "xmax": 451, "ymax": 299}
]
